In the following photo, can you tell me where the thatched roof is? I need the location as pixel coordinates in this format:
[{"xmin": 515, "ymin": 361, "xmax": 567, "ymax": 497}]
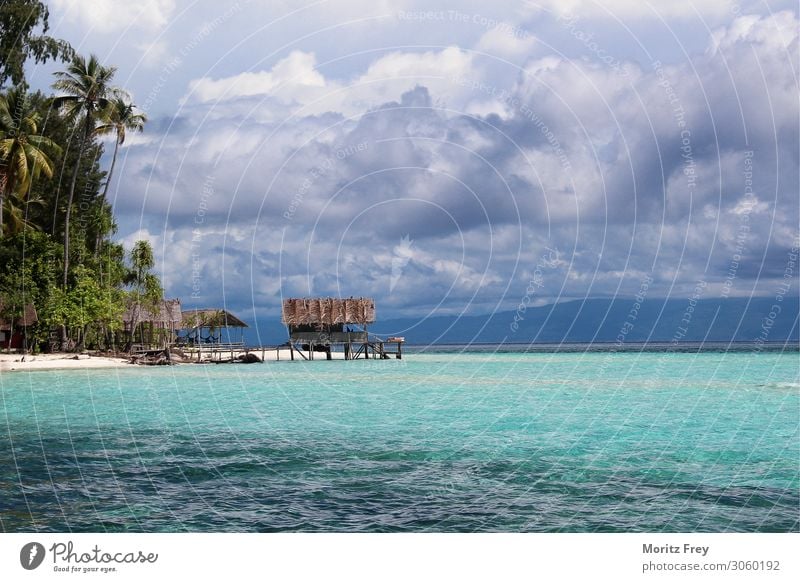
[
  {"xmin": 0, "ymin": 300, "xmax": 38, "ymax": 330},
  {"xmin": 281, "ymin": 297, "xmax": 376, "ymax": 326},
  {"xmin": 181, "ymin": 308, "xmax": 249, "ymax": 329},
  {"xmin": 123, "ymin": 298, "xmax": 182, "ymax": 325}
]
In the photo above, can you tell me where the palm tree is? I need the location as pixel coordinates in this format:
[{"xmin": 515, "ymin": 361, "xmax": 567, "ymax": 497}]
[
  {"xmin": 2, "ymin": 189, "xmax": 46, "ymax": 235},
  {"xmin": 94, "ymin": 96, "xmax": 146, "ymax": 207},
  {"xmin": 0, "ymin": 87, "xmax": 61, "ymax": 236},
  {"xmin": 51, "ymin": 53, "xmax": 117, "ymax": 288},
  {"xmin": 126, "ymin": 240, "xmax": 163, "ymax": 351}
]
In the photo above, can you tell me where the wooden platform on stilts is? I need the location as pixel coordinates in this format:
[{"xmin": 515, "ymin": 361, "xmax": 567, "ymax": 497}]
[
  {"xmin": 280, "ymin": 297, "xmax": 404, "ymax": 362},
  {"xmin": 285, "ymin": 334, "xmax": 404, "ymax": 360}
]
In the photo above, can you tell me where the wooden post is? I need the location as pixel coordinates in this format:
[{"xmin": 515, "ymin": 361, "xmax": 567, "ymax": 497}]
[
  {"xmin": 290, "ymin": 342, "xmax": 294, "ymax": 360},
  {"xmin": 397, "ymin": 341, "xmax": 402, "ymax": 360}
]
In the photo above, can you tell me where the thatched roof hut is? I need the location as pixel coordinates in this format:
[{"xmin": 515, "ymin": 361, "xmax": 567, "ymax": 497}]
[
  {"xmin": 0, "ymin": 300, "xmax": 38, "ymax": 350},
  {"xmin": 0, "ymin": 300, "xmax": 38, "ymax": 330},
  {"xmin": 122, "ymin": 298, "xmax": 182, "ymax": 331},
  {"xmin": 280, "ymin": 298, "xmax": 398, "ymax": 360},
  {"xmin": 181, "ymin": 309, "xmax": 249, "ymax": 330},
  {"xmin": 281, "ymin": 297, "xmax": 375, "ymax": 327},
  {"xmin": 179, "ymin": 308, "xmax": 248, "ymax": 345}
]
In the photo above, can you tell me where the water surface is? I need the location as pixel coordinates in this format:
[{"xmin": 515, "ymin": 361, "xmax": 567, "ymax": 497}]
[{"xmin": 1, "ymin": 350, "xmax": 798, "ymax": 532}]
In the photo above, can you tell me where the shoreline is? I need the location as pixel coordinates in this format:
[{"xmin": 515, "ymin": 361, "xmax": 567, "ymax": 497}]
[
  {"xmin": 2, "ymin": 341, "xmax": 796, "ymax": 373},
  {"xmin": 0, "ymin": 348, "xmax": 343, "ymax": 372},
  {"xmin": 0, "ymin": 353, "xmax": 131, "ymax": 373}
]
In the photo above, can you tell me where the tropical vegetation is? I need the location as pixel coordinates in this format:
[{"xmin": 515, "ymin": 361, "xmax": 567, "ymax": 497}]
[{"xmin": 0, "ymin": 0, "xmax": 163, "ymax": 352}]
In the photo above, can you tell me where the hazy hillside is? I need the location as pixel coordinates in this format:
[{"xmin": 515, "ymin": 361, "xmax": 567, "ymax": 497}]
[{"xmin": 368, "ymin": 297, "xmax": 799, "ymax": 345}]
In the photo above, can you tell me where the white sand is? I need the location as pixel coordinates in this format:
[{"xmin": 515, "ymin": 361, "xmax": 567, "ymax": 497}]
[
  {"xmin": 0, "ymin": 353, "xmax": 130, "ymax": 373},
  {"xmin": 0, "ymin": 348, "xmax": 353, "ymax": 372}
]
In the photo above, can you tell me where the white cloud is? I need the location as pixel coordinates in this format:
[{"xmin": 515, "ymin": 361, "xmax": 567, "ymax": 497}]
[
  {"xmin": 360, "ymin": 46, "xmax": 472, "ymax": 80},
  {"xmin": 730, "ymin": 197, "xmax": 769, "ymax": 215},
  {"xmin": 708, "ymin": 9, "xmax": 798, "ymax": 55},
  {"xmin": 475, "ymin": 27, "xmax": 539, "ymax": 60},
  {"xmin": 184, "ymin": 51, "xmax": 327, "ymax": 103},
  {"xmin": 538, "ymin": 0, "xmax": 734, "ymax": 20},
  {"xmin": 136, "ymin": 39, "xmax": 170, "ymax": 69},
  {"xmin": 51, "ymin": 0, "xmax": 176, "ymax": 32},
  {"xmin": 183, "ymin": 46, "xmax": 475, "ymax": 118}
]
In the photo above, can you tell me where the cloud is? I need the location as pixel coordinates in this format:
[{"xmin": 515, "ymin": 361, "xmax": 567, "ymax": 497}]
[
  {"xmin": 182, "ymin": 46, "xmax": 476, "ymax": 123},
  {"xmin": 475, "ymin": 27, "xmax": 539, "ymax": 60},
  {"xmin": 136, "ymin": 39, "xmax": 170, "ymax": 69},
  {"xmin": 184, "ymin": 51, "xmax": 327, "ymax": 103},
  {"xmin": 51, "ymin": 0, "xmax": 176, "ymax": 32},
  {"xmin": 112, "ymin": 11, "xmax": 798, "ymax": 320},
  {"xmin": 533, "ymin": 0, "xmax": 737, "ymax": 20}
]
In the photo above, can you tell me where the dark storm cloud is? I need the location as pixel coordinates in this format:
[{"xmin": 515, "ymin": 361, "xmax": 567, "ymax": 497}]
[{"xmin": 109, "ymin": 11, "xmax": 797, "ymax": 317}]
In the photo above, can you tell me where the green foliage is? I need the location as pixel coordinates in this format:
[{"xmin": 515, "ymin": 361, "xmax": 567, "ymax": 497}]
[
  {"xmin": 95, "ymin": 97, "xmax": 147, "ymax": 146},
  {"xmin": 0, "ymin": 34, "xmax": 153, "ymax": 351},
  {"xmin": 0, "ymin": 0, "xmax": 74, "ymax": 88},
  {"xmin": 122, "ymin": 240, "xmax": 165, "ymax": 351},
  {"xmin": 0, "ymin": 230, "xmax": 61, "ymax": 349},
  {"xmin": 130, "ymin": 239, "xmax": 155, "ymax": 279},
  {"xmin": 95, "ymin": 96, "xmax": 146, "ymax": 203},
  {"xmin": 52, "ymin": 53, "xmax": 119, "ymax": 290},
  {"xmin": 52, "ymin": 54, "xmax": 118, "ymax": 122},
  {"xmin": 63, "ymin": 264, "xmax": 124, "ymax": 329},
  {"xmin": 0, "ymin": 86, "xmax": 61, "ymax": 235}
]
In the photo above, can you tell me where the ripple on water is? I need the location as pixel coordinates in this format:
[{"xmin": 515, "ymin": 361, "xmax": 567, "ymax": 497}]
[{"xmin": 1, "ymin": 353, "xmax": 798, "ymax": 532}]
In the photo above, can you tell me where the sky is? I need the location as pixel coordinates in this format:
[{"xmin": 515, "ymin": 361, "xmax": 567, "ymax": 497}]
[{"xmin": 29, "ymin": 0, "xmax": 800, "ymax": 329}]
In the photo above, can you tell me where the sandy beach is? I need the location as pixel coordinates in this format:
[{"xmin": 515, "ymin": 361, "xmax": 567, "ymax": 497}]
[
  {"xmin": 0, "ymin": 348, "xmax": 349, "ymax": 372},
  {"xmin": 0, "ymin": 353, "xmax": 131, "ymax": 373}
]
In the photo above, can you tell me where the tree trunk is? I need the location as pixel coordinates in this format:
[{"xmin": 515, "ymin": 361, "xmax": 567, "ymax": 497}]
[
  {"xmin": 129, "ymin": 312, "xmax": 140, "ymax": 354},
  {"xmin": 100, "ymin": 135, "xmax": 120, "ymax": 205},
  {"xmin": 93, "ymin": 135, "xmax": 119, "ymax": 260},
  {"xmin": 0, "ymin": 173, "xmax": 6, "ymax": 236},
  {"xmin": 61, "ymin": 114, "xmax": 92, "ymax": 349},
  {"xmin": 63, "ymin": 114, "xmax": 93, "ymax": 289},
  {"xmin": 75, "ymin": 324, "xmax": 87, "ymax": 351}
]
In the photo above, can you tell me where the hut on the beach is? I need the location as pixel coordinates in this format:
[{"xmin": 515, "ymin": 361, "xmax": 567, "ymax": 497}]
[
  {"xmin": 281, "ymin": 297, "xmax": 401, "ymax": 360},
  {"xmin": 122, "ymin": 297, "xmax": 182, "ymax": 349},
  {"xmin": 0, "ymin": 300, "xmax": 38, "ymax": 351},
  {"xmin": 179, "ymin": 308, "xmax": 249, "ymax": 345}
]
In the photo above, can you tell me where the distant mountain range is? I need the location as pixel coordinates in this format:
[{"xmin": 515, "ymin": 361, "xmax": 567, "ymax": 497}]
[
  {"xmin": 363, "ymin": 297, "xmax": 799, "ymax": 345},
  {"xmin": 249, "ymin": 297, "xmax": 798, "ymax": 346}
]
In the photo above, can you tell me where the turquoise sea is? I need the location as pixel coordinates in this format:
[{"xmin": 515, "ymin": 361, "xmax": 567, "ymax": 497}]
[{"xmin": 1, "ymin": 349, "xmax": 798, "ymax": 532}]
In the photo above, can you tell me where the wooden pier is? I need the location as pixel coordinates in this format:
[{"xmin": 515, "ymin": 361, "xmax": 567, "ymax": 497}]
[
  {"xmin": 147, "ymin": 298, "xmax": 407, "ymax": 364},
  {"xmin": 285, "ymin": 333, "xmax": 404, "ymax": 360},
  {"xmin": 174, "ymin": 337, "xmax": 403, "ymax": 363}
]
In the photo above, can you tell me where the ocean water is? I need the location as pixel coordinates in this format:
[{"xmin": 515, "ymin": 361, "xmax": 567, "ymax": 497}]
[{"xmin": 1, "ymin": 350, "xmax": 798, "ymax": 532}]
